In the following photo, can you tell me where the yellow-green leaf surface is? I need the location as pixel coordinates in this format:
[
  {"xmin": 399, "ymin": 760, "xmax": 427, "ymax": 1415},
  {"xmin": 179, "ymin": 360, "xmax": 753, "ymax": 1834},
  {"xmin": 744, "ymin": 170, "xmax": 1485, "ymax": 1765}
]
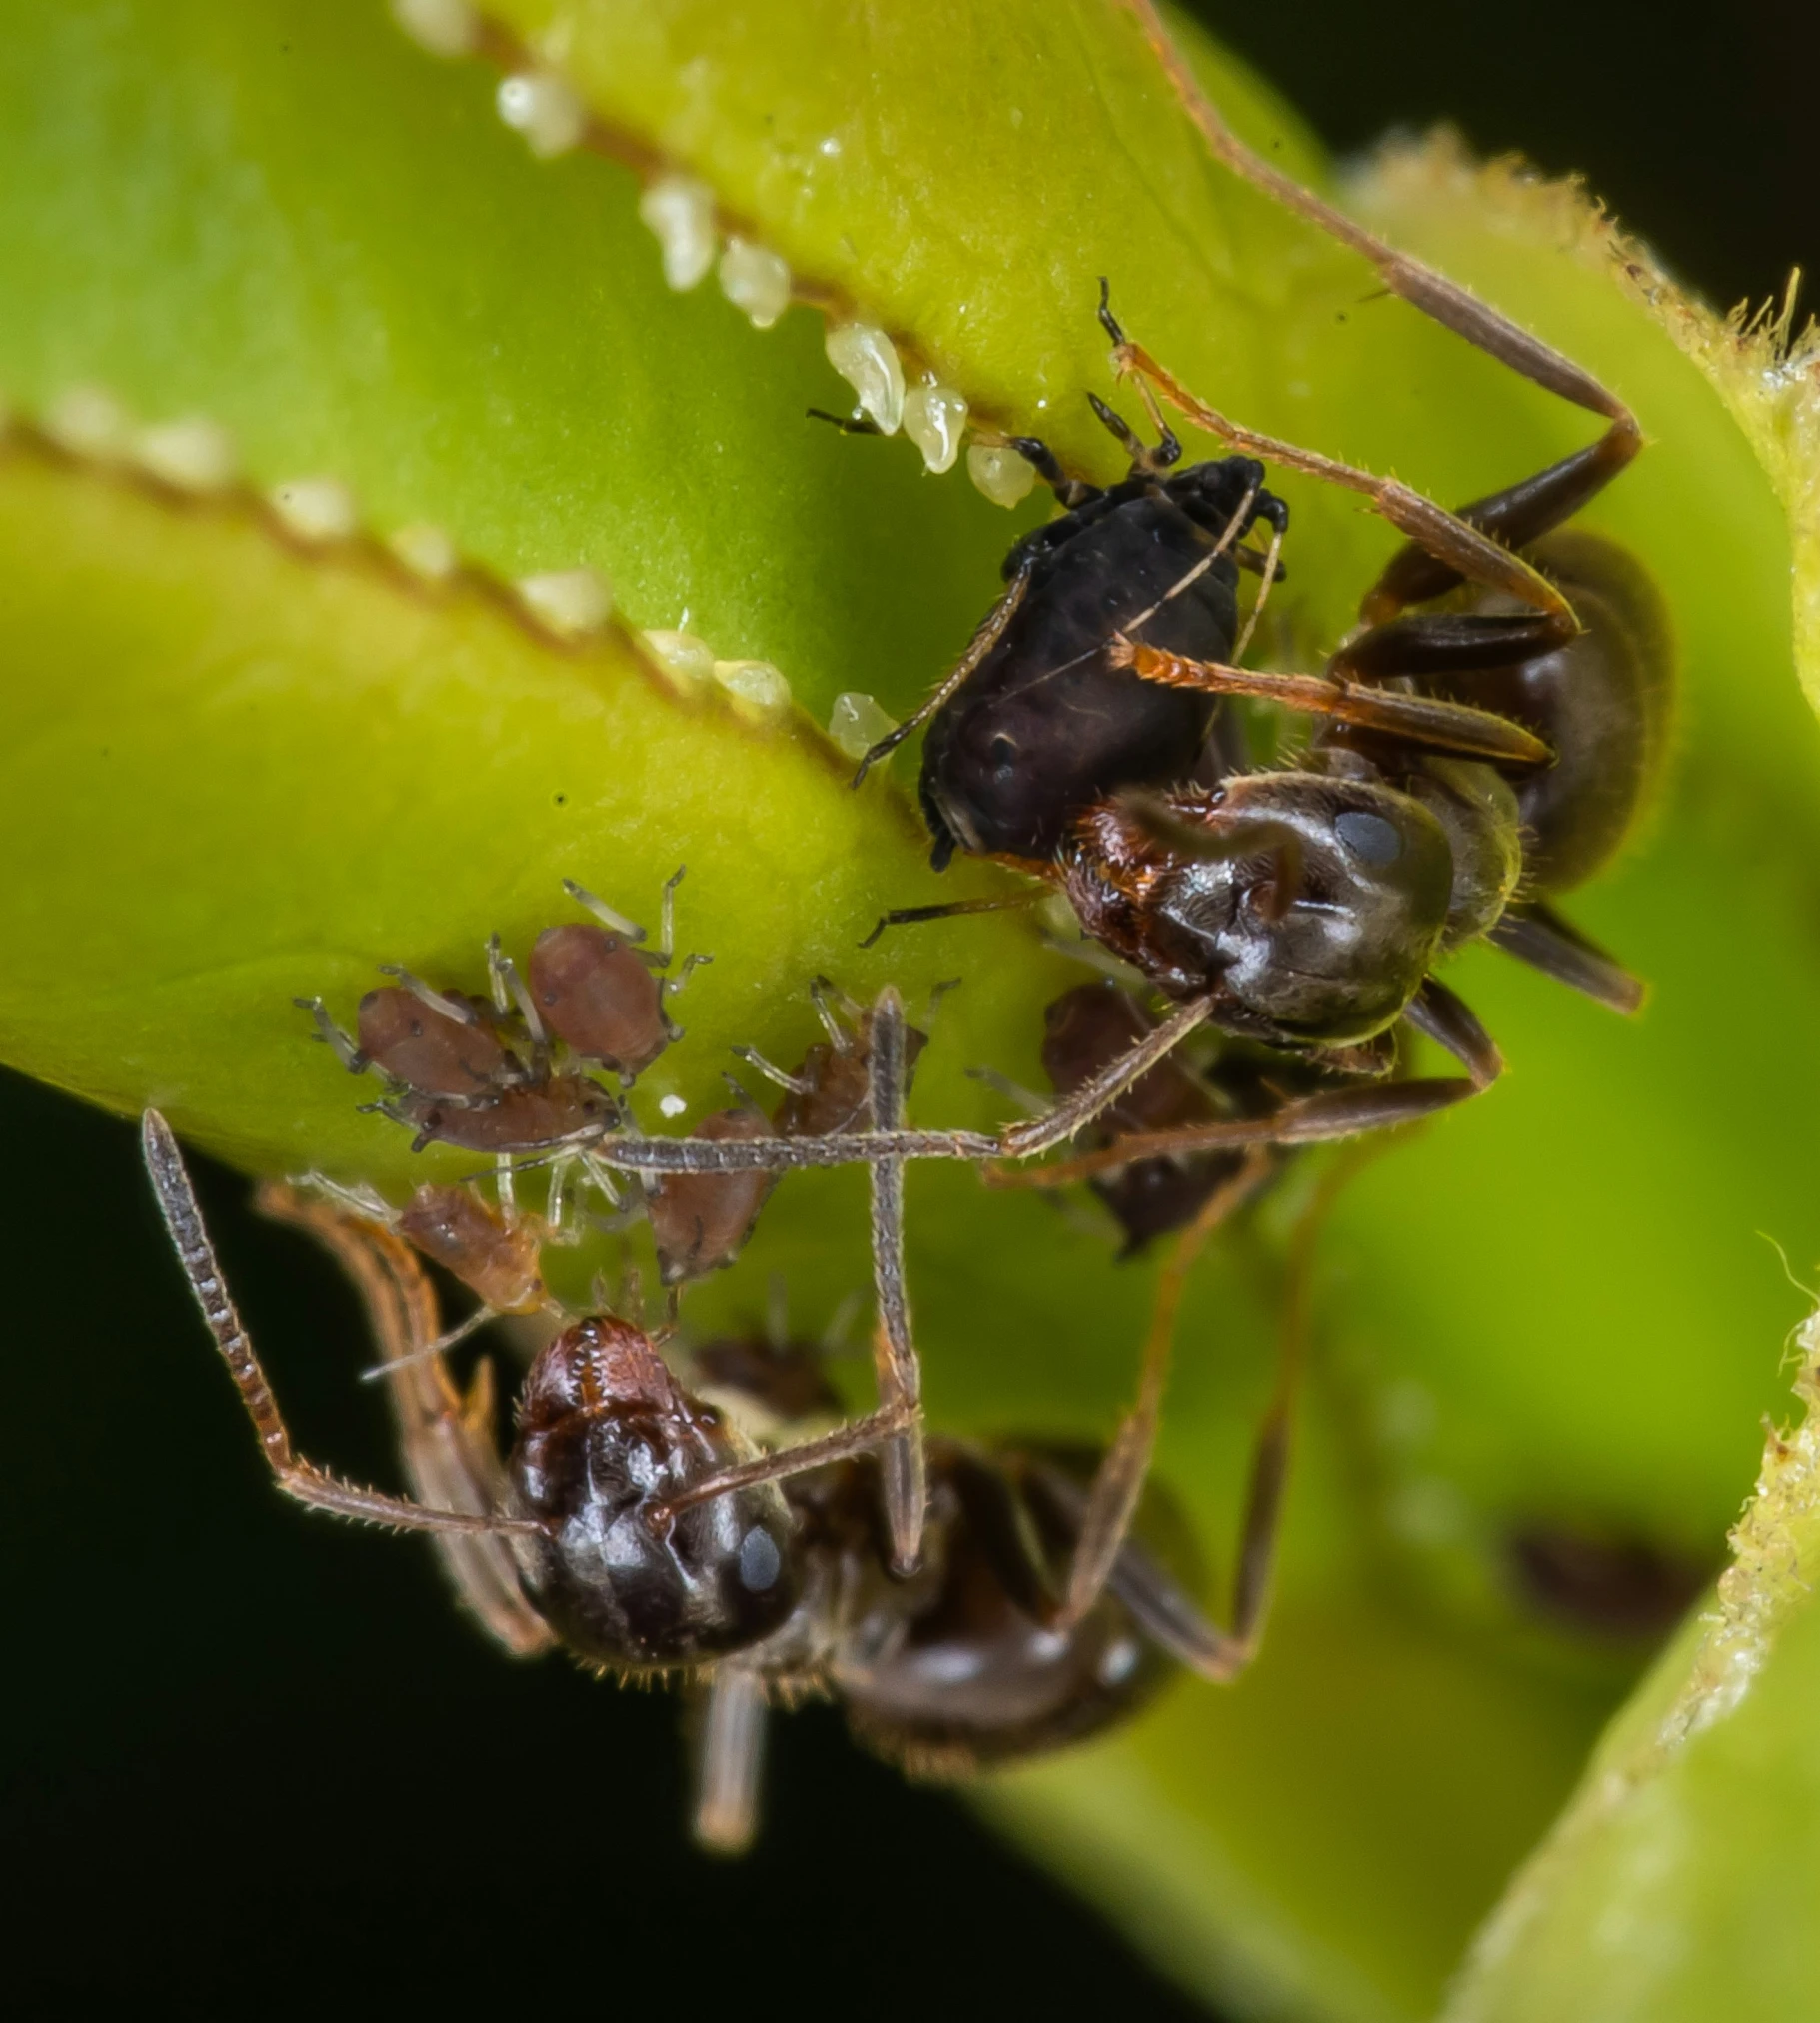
[{"xmin": 5, "ymin": 5, "xmax": 1820, "ymax": 2020}]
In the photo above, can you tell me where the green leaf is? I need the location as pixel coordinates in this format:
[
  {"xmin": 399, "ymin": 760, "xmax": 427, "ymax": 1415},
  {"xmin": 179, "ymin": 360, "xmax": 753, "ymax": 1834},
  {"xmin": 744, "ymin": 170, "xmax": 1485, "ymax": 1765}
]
[{"xmin": 4, "ymin": 5, "xmax": 1820, "ymax": 2019}]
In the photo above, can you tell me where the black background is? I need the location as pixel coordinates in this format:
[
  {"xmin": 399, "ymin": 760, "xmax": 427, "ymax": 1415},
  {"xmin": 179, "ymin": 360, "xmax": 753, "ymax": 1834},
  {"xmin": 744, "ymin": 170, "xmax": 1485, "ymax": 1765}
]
[{"xmin": 6, "ymin": 5, "xmax": 1814, "ymax": 2013}]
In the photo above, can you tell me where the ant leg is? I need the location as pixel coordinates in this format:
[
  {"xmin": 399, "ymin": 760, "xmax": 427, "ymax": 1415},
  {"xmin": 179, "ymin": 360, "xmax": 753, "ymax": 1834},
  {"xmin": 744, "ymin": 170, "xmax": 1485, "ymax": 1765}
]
[
  {"xmin": 295, "ymin": 996, "xmax": 367, "ymax": 1074},
  {"xmin": 258, "ymin": 1180, "xmax": 554, "ymax": 1655},
  {"xmin": 651, "ymin": 1396, "xmax": 921, "ymax": 1518},
  {"xmin": 1054, "ymin": 1149, "xmax": 1276, "ymax": 1630},
  {"xmin": 986, "ymin": 1072, "xmax": 1477, "ymax": 1188},
  {"xmin": 1489, "ymin": 901, "xmax": 1645, "ymax": 1015},
  {"xmin": 868, "ymin": 987, "xmax": 927, "ymax": 1572},
  {"xmin": 1114, "ymin": 0, "xmax": 1640, "ymax": 620},
  {"xmin": 691, "ymin": 1664, "xmax": 770, "ymax": 1856},
  {"xmin": 1109, "ymin": 639, "xmax": 1553, "ymax": 768},
  {"xmin": 998, "ymin": 994, "xmax": 1218, "ymax": 1158},
  {"xmin": 142, "ymin": 1114, "xmax": 545, "ymax": 1546},
  {"xmin": 1404, "ymin": 975, "xmax": 1503, "ymax": 1086},
  {"xmin": 860, "ymin": 888, "xmax": 1044, "ymax": 950},
  {"xmin": 852, "ymin": 560, "xmax": 1037, "ymax": 786}
]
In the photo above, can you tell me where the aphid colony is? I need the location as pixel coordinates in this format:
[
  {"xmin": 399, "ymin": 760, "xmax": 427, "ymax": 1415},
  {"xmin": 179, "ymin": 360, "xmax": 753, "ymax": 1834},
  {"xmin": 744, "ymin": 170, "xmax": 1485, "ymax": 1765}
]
[
  {"xmin": 146, "ymin": 866, "xmax": 1297, "ymax": 1853},
  {"xmin": 151, "ymin": 0, "xmax": 1677, "ymax": 1852}
]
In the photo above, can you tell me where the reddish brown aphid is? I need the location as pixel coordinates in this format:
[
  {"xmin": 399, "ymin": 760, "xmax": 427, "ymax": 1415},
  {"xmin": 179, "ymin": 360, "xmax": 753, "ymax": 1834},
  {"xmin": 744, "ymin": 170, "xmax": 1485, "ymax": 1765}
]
[
  {"xmin": 395, "ymin": 1182, "xmax": 547, "ymax": 1315},
  {"xmin": 768, "ymin": 982, "xmax": 930, "ymax": 1139},
  {"xmin": 528, "ymin": 869, "xmax": 709, "ymax": 1082},
  {"xmin": 647, "ymin": 1109, "xmax": 776, "ymax": 1285},
  {"xmin": 399, "ymin": 1072, "xmax": 618, "ymax": 1155}
]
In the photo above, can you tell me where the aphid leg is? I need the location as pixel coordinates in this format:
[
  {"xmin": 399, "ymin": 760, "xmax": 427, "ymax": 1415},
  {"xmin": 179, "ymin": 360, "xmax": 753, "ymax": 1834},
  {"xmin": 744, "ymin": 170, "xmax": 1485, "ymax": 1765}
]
[
  {"xmin": 1112, "ymin": 476, "xmax": 1261, "ymax": 649},
  {"xmin": 731, "ymin": 1044, "xmax": 815, "ymax": 1095},
  {"xmin": 867, "ymin": 986, "xmax": 927, "ymax": 1572},
  {"xmin": 820, "ymin": 1287, "xmax": 865, "ymax": 1357},
  {"xmin": 142, "ymin": 1112, "xmax": 544, "ymax": 1544},
  {"xmin": 986, "ymin": 1073, "xmax": 1477, "ymax": 1189},
  {"xmin": 810, "ymin": 973, "xmax": 867, "ymax": 1044},
  {"xmin": 295, "ymin": 995, "xmax": 367, "ymax": 1074},
  {"xmin": 965, "ymin": 1062, "xmax": 1045, "ymax": 1117},
  {"xmin": 561, "ymin": 875, "xmax": 648, "ymax": 944},
  {"xmin": 376, "ymin": 964, "xmax": 483, "ymax": 1027},
  {"xmin": 1085, "ymin": 388, "xmax": 1180, "ymax": 474},
  {"xmin": 257, "ymin": 1179, "xmax": 555, "ymax": 1654},
  {"xmin": 1229, "ymin": 498, "xmax": 1289, "ymax": 662},
  {"xmin": 1111, "ymin": 3, "xmax": 1641, "ymax": 616},
  {"xmin": 859, "ymin": 887, "xmax": 1044, "ymax": 950},
  {"xmin": 1109, "ymin": 642, "xmax": 1555, "ymax": 767},
  {"xmin": 691, "ymin": 1664, "xmax": 769, "ymax": 1857},
  {"xmin": 1488, "ymin": 902, "xmax": 1647, "ymax": 1015},
  {"xmin": 1054, "ymin": 1149, "xmax": 1276, "ymax": 1630},
  {"xmin": 852, "ymin": 561, "xmax": 1036, "ymax": 786},
  {"xmin": 486, "ymin": 934, "xmax": 547, "ymax": 1052}
]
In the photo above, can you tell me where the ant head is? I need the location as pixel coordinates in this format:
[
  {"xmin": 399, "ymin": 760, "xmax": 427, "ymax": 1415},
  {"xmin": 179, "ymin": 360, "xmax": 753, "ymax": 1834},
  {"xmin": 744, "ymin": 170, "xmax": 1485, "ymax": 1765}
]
[
  {"xmin": 1133, "ymin": 773, "xmax": 1455, "ymax": 1046},
  {"xmin": 510, "ymin": 1315, "xmax": 800, "ymax": 1670}
]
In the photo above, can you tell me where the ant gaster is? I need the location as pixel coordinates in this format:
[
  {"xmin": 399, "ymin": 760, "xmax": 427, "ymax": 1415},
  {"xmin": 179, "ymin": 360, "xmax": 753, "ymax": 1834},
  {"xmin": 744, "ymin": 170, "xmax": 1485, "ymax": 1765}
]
[{"xmin": 856, "ymin": 20, "xmax": 1670, "ymax": 1163}]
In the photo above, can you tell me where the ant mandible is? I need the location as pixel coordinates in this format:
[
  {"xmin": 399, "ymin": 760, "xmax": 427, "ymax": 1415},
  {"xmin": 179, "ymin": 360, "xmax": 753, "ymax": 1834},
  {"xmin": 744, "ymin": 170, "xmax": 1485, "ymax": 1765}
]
[{"xmin": 857, "ymin": 8, "xmax": 1670, "ymax": 1164}]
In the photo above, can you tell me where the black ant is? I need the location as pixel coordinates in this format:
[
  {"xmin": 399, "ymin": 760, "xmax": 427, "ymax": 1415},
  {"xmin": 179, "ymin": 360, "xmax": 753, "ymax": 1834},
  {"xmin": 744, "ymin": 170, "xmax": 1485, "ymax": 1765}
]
[
  {"xmin": 854, "ymin": 22, "xmax": 1671, "ymax": 1164},
  {"xmin": 147, "ymin": 1109, "xmax": 1306, "ymax": 1856}
]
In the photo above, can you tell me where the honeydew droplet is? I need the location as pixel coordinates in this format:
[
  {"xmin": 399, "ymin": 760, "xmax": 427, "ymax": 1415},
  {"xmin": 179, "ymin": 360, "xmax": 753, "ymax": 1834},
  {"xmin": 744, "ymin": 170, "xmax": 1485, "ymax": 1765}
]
[
  {"xmin": 268, "ymin": 476, "xmax": 359, "ymax": 544},
  {"xmin": 497, "ymin": 71, "xmax": 587, "ymax": 159},
  {"xmin": 638, "ymin": 175, "xmax": 718, "ymax": 292},
  {"xmin": 388, "ymin": 523, "xmax": 460, "ymax": 582},
  {"xmin": 718, "ymin": 238, "xmax": 792, "ymax": 330},
  {"xmin": 966, "ymin": 442, "xmax": 1036, "ymax": 509},
  {"xmin": 658, "ymin": 1093, "xmax": 688, "ymax": 1119},
  {"xmin": 131, "ymin": 416, "xmax": 239, "ymax": 494},
  {"xmin": 516, "ymin": 568, "xmax": 613, "ymax": 639},
  {"xmin": 825, "ymin": 323, "xmax": 905, "ymax": 435},
  {"xmin": 827, "ymin": 692, "xmax": 898, "ymax": 762},
  {"xmin": 642, "ymin": 629, "xmax": 717, "ymax": 690},
  {"xmin": 389, "ymin": 0, "xmax": 478, "ymax": 59},
  {"xmin": 43, "ymin": 384, "xmax": 132, "ymax": 462},
  {"xmin": 902, "ymin": 384, "xmax": 968, "ymax": 474},
  {"xmin": 714, "ymin": 658, "xmax": 791, "ymax": 718}
]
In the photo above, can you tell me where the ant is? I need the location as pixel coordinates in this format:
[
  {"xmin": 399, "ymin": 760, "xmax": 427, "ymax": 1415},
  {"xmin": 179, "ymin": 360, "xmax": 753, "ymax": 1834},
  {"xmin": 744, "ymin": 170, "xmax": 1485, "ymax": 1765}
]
[
  {"xmin": 854, "ymin": 15, "xmax": 1671, "ymax": 1167},
  {"xmin": 146, "ymin": 1106, "xmax": 1302, "ymax": 1856}
]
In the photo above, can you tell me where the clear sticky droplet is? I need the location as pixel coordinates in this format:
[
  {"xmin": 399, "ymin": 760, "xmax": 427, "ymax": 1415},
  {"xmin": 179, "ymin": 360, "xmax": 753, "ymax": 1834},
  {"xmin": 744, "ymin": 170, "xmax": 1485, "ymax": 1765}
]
[
  {"xmin": 718, "ymin": 238, "xmax": 792, "ymax": 329},
  {"xmin": 132, "ymin": 417, "xmax": 239, "ymax": 494},
  {"xmin": 389, "ymin": 0, "xmax": 478, "ymax": 58},
  {"xmin": 825, "ymin": 322, "xmax": 905, "ymax": 435},
  {"xmin": 43, "ymin": 385, "xmax": 132, "ymax": 462},
  {"xmin": 388, "ymin": 523, "xmax": 460, "ymax": 582},
  {"xmin": 827, "ymin": 692, "xmax": 898, "ymax": 762},
  {"xmin": 714, "ymin": 658, "xmax": 791, "ymax": 717},
  {"xmin": 902, "ymin": 384, "xmax": 968, "ymax": 473},
  {"xmin": 642, "ymin": 629, "xmax": 717, "ymax": 690},
  {"xmin": 516, "ymin": 568, "xmax": 613, "ymax": 639},
  {"xmin": 658, "ymin": 1093, "xmax": 688, "ymax": 1119},
  {"xmin": 497, "ymin": 71, "xmax": 587, "ymax": 159},
  {"xmin": 966, "ymin": 442, "xmax": 1036, "ymax": 509},
  {"xmin": 638, "ymin": 176, "xmax": 718, "ymax": 292},
  {"xmin": 269, "ymin": 477, "xmax": 359, "ymax": 544}
]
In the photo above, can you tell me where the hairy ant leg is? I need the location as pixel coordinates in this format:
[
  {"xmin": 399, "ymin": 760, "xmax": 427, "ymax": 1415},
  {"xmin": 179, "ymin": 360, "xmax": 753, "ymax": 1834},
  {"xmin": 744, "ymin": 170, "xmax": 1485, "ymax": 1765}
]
[
  {"xmin": 142, "ymin": 1111, "xmax": 545, "ymax": 1543},
  {"xmin": 256, "ymin": 1180, "xmax": 555, "ymax": 1655}
]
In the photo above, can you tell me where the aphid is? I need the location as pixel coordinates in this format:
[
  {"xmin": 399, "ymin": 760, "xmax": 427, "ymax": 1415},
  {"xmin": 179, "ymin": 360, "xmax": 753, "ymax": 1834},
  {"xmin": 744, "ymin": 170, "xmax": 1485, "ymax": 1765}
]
[
  {"xmin": 645, "ymin": 1106, "xmax": 777, "ymax": 1285},
  {"xmin": 142, "ymin": 1109, "xmax": 910, "ymax": 1675},
  {"xmin": 856, "ymin": 15, "xmax": 1670, "ymax": 1168},
  {"xmin": 528, "ymin": 868, "xmax": 708, "ymax": 1082}
]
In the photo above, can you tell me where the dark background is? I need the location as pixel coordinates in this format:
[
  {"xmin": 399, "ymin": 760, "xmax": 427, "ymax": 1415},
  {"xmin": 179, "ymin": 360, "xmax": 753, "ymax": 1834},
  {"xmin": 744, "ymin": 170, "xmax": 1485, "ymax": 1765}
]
[{"xmin": 6, "ymin": 4, "xmax": 1815, "ymax": 2012}]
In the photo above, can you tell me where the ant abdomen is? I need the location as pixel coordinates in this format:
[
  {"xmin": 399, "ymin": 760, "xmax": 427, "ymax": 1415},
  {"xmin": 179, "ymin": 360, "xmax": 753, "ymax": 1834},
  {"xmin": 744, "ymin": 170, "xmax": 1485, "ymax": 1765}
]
[
  {"xmin": 528, "ymin": 922, "xmax": 668, "ymax": 1076},
  {"xmin": 511, "ymin": 1317, "xmax": 800, "ymax": 1670}
]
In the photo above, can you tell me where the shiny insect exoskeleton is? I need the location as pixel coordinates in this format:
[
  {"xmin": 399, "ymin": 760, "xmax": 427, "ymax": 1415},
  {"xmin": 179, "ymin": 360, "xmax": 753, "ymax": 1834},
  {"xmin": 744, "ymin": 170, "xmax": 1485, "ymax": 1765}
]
[{"xmin": 858, "ymin": 31, "xmax": 1673, "ymax": 1164}]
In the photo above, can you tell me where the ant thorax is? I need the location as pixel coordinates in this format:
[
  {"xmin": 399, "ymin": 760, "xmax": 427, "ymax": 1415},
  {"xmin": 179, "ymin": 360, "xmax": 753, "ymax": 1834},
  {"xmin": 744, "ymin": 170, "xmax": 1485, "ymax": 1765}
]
[{"xmin": 510, "ymin": 1316, "xmax": 800, "ymax": 1670}]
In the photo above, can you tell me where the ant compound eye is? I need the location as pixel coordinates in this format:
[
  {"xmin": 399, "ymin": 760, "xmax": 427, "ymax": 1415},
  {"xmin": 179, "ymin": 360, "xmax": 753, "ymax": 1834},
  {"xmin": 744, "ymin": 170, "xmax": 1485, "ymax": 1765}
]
[
  {"xmin": 738, "ymin": 1524, "xmax": 784, "ymax": 1593},
  {"xmin": 1334, "ymin": 808, "xmax": 1403, "ymax": 867}
]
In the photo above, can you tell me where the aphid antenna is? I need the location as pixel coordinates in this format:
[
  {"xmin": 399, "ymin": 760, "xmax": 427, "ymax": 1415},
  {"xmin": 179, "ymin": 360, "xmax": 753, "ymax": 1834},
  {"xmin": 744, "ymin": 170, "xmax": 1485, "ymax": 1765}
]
[
  {"xmin": 730, "ymin": 1043, "xmax": 814, "ymax": 1096},
  {"xmin": 376, "ymin": 964, "xmax": 482, "ymax": 1027},
  {"xmin": 295, "ymin": 995, "xmax": 366, "ymax": 1073},
  {"xmin": 562, "ymin": 875, "xmax": 648, "ymax": 946},
  {"xmin": 357, "ymin": 1300, "xmax": 496, "ymax": 1382},
  {"xmin": 964, "ymin": 1061, "xmax": 1044, "ymax": 1117},
  {"xmin": 486, "ymin": 932, "xmax": 548, "ymax": 1050},
  {"xmin": 809, "ymin": 974, "xmax": 864, "ymax": 1047}
]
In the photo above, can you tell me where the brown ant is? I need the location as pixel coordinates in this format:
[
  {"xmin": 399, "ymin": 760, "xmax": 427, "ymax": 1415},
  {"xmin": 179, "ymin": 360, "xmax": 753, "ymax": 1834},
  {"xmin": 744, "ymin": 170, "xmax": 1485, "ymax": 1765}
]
[{"xmin": 854, "ymin": 24, "xmax": 1672, "ymax": 1167}]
